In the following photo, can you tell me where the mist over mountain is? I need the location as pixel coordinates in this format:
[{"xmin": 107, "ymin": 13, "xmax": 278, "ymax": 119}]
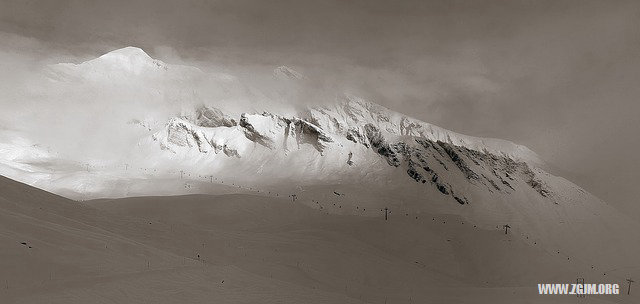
[
  {"xmin": 0, "ymin": 47, "xmax": 543, "ymax": 195},
  {"xmin": 1, "ymin": 45, "xmax": 639, "ymax": 303}
]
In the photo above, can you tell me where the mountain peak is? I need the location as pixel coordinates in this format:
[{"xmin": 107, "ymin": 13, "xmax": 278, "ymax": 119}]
[
  {"xmin": 58, "ymin": 46, "xmax": 168, "ymax": 75},
  {"xmin": 99, "ymin": 46, "xmax": 152, "ymax": 60},
  {"xmin": 91, "ymin": 46, "xmax": 159, "ymax": 69}
]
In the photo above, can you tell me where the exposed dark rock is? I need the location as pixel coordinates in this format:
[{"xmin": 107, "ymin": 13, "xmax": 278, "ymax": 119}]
[
  {"xmin": 414, "ymin": 138, "xmax": 433, "ymax": 150},
  {"xmin": 283, "ymin": 119, "xmax": 291, "ymax": 150},
  {"xmin": 330, "ymin": 117, "xmax": 342, "ymax": 132},
  {"xmin": 239, "ymin": 113, "xmax": 275, "ymax": 148},
  {"xmin": 436, "ymin": 158, "xmax": 449, "ymax": 171},
  {"xmin": 488, "ymin": 179, "xmax": 500, "ymax": 191},
  {"xmin": 436, "ymin": 183, "xmax": 449, "ymax": 195},
  {"xmin": 191, "ymin": 132, "xmax": 208, "ymax": 153},
  {"xmin": 454, "ymin": 196, "xmax": 469, "ymax": 205},
  {"xmin": 364, "ymin": 124, "xmax": 400, "ymax": 166},
  {"xmin": 167, "ymin": 121, "xmax": 192, "ymax": 147},
  {"xmin": 346, "ymin": 128, "xmax": 369, "ymax": 147},
  {"xmin": 392, "ymin": 143, "xmax": 411, "ymax": 161},
  {"xmin": 523, "ymin": 166, "xmax": 551, "ymax": 197},
  {"xmin": 428, "ymin": 173, "xmax": 451, "ymax": 195},
  {"xmin": 400, "ymin": 117, "xmax": 421, "ymax": 136},
  {"xmin": 223, "ymin": 145, "xmax": 240, "ymax": 158},
  {"xmin": 492, "ymin": 169, "xmax": 515, "ymax": 190},
  {"xmin": 430, "ymin": 140, "xmax": 447, "ymax": 158},
  {"xmin": 195, "ymin": 106, "xmax": 237, "ymax": 127},
  {"xmin": 407, "ymin": 165, "xmax": 423, "ymax": 182},
  {"xmin": 166, "ymin": 119, "xmax": 210, "ymax": 152},
  {"xmin": 437, "ymin": 141, "xmax": 479, "ymax": 180},
  {"xmin": 501, "ymin": 179, "xmax": 514, "ymax": 190},
  {"xmin": 461, "ymin": 147, "xmax": 482, "ymax": 165},
  {"xmin": 293, "ymin": 119, "xmax": 333, "ymax": 153},
  {"xmin": 363, "ymin": 124, "xmax": 384, "ymax": 147},
  {"xmin": 481, "ymin": 173, "xmax": 501, "ymax": 191},
  {"xmin": 343, "ymin": 123, "xmax": 547, "ymax": 205}
]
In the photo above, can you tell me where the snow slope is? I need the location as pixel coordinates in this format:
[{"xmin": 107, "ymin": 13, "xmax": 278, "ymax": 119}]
[{"xmin": 1, "ymin": 175, "xmax": 631, "ymax": 303}]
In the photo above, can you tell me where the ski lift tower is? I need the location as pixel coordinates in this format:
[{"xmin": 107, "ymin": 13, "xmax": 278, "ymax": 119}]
[{"xmin": 503, "ymin": 224, "xmax": 511, "ymax": 235}]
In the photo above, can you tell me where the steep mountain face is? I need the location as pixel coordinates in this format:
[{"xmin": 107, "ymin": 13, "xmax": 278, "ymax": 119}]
[{"xmin": 150, "ymin": 93, "xmax": 549, "ymax": 207}]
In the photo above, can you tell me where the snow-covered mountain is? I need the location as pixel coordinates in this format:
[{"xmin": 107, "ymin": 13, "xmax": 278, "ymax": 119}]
[
  {"xmin": 150, "ymin": 93, "xmax": 547, "ymax": 206},
  {"xmin": 0, "ymin": 47, "xmax": 606, "ymax": 207},
  {"xmin": 1, "ymin": 47, "xmax": 639, "ymax": 284},
  {"xmin": 0, "ymin": 47, "xmax": 617, "ymax": 213}
]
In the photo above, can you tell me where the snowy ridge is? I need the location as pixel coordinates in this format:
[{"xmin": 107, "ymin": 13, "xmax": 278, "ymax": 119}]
[
  {"xmin": 148, "ymin": 99, "xmax": 551, "ymax": 207},
  {"xmin": 153, "ymin": 96, "xmax": 543, "ymax": 168},
  {"xmin": 306, "ymin": 95, "xmax": 544, "ymax": 166}
]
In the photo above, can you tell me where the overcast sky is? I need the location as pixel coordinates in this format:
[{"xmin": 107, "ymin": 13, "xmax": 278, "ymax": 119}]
[{"xmin": 1, "ymin": 0, "xmax": 640, "ymax": 218}]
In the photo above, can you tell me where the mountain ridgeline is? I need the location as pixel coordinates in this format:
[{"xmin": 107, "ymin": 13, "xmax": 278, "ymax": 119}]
[{"xmin": 153, "ymin": 95, "xmax": 551, "ymax": 206}]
